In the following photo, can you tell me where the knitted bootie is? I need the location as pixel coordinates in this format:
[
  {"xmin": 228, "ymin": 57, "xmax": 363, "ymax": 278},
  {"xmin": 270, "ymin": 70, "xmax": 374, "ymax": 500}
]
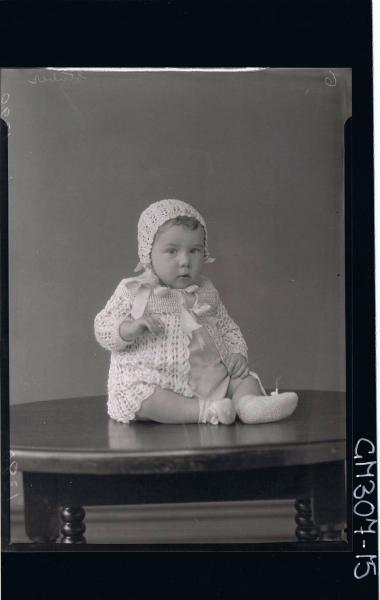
[
  {"xmin": 236, "ymin": 392, "xmax": 298, "ymax": 424},
  {"xmin": 198, "ymin": 397, "xmax": 236, "ymax": 425}
]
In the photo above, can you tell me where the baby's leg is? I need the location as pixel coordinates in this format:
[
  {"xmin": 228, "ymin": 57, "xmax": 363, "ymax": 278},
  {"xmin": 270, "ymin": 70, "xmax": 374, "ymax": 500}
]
[
  {"xmin": 135, "ymin": 388, "xmax": 199, "ymax": 423},
  {"xmin": 228, "ymin": 374, "xmax": 264, "ymax": 406},
  {"xmin": 135, "ymin": 387, "xmax": 235, "ymax": 425},
  {"xmin": 228, "ymin": 374, "xmax": 298, "ymax": 424}
]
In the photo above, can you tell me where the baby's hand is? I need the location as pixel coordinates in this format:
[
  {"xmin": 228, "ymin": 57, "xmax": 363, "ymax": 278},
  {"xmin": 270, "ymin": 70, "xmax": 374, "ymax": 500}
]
[
  {"xmin": 139, "ymin": 316, "xmax": 165, "ymax": 337},
  {"xmin": 226, "ymin": 353, "xmax": 249, "ymax": 379},
  {"xmin": 119, "ymin": 316, "xmax": 164, "ymax": 342}
]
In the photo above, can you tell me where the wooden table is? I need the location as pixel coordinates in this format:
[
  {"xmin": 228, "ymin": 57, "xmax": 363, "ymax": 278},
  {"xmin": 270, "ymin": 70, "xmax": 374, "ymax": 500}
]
[{"xmin": 10, "ymin": 390, "xmax": 346, "ymax": 546}]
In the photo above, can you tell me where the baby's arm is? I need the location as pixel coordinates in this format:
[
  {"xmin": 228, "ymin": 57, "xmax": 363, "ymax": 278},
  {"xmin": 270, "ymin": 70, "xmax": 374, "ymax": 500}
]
[
  {"xmin": 215, "ymin": 294, "xmax": 248, "ymax": 359},
  {"xmin": 213, "ymin": 291, "xmax": 250, "ymax": 378},
  {"xmin": 94, "ymin": 280, "xmax": 164, "ymax": 351},
  {"xmin": 119, "ymin": 316, "xmax": 164, "ymax": 344},
  {"xmin": 94, "ymin": 280, "xmax": 134, "ymax": 351}
]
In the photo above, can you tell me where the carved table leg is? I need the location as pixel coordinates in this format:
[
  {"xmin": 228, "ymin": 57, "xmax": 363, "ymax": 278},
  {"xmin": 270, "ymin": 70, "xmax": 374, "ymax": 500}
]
[
  {"xmin": 294, "ymin": 498, "xmax": 320, "ymax": 541},
  {"xmin": 318, "ymin": 524, "xmax": 344, "ymax": 541},
  {"xmin": 312, "ymin": 460, "xmax": 346, "ymax": 542},
  {"xmin": 60, "ymin": 506, "xmax": 86, "ymax": 544},
  {"xmin": 23, "ymin": 472, "xmax": 60, "ymax": 543}
]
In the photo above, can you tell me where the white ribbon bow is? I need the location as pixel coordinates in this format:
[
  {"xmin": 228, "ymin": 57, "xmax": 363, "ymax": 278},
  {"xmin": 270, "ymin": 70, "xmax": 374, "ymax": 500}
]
[
  {"xmin": 178, "ymin": 286, "xmax": 212, "ymax": 349},
  {"xmin": 126, "ymin": 269, "xmax": 160, "ymax": 320}
]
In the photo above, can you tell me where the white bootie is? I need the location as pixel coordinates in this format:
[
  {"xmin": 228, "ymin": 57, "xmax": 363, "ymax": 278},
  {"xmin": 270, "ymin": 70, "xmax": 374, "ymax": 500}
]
[
  {"xmin": 198, "ymin": 397, "xmax": 236, "ymax": 425},
  {"xmin": 236, "ymin": 392, "xmax": 298, "ymax": 424}
]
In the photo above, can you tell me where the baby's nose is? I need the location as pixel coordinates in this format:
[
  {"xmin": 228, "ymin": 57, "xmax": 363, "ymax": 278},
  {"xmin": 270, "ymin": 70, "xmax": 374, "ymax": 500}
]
[{"xmin": 178, "ymin": 252, "xmax": 190, "ymax": 266}]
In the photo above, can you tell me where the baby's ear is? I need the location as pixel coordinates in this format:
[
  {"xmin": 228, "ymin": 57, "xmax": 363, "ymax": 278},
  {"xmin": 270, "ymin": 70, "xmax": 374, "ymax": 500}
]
[{"xmin": 204, "ymin": 256, "xmax": 216, "ymax": 264}]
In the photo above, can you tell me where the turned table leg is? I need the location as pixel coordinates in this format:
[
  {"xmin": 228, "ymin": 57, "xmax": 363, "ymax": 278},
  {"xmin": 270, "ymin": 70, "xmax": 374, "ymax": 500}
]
[
  {"xmin": 294, "ymin": 498, "xmax": 320, "ymax": 541},
  {"xmin": 60, "ymin": 506, "xmax": 86, "ymax": 544},
  {"xmin": 23, "ymin": 472, "xmax": 60, "ymax": 543},
  {"xmin": 312, "ymin": 460, "xmax": 346, "ymax": 541}
]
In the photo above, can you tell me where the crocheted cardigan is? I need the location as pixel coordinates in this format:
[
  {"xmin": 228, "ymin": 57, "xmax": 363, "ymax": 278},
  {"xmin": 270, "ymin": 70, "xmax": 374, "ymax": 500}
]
[{"xmin": 94, "ymin": 275, "xmax": 248, "ymax": 423}]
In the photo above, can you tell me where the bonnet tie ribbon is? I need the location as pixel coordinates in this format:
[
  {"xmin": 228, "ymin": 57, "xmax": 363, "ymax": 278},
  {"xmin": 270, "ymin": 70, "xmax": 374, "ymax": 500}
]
[
  {"xmin": 178, "ymin": 286, "xmax": 212, "ymax": 349},
  {"xmin": 125, "ymin": 269, "xmax": 161, "ymax": 320}
]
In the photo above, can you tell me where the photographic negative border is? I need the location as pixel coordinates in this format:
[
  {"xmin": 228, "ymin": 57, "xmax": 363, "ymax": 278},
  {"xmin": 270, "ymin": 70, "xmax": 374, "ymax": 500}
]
[{"xmin": 0, "ymin": 1, "xmax": 377, "ymax": 599}]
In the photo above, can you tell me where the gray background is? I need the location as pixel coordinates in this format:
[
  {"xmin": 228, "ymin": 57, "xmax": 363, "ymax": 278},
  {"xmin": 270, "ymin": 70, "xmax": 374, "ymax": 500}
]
[{"xmin": 4, "ymin": 68, "xmax": 351, "ymax": 405}]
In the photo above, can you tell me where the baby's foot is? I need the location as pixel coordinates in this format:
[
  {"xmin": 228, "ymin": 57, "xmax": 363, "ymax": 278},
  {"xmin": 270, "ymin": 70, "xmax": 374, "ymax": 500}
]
[
  {"xmin": 199, "ymin": 398, "xmax": 236, "ymax": 425},
  {"xmin": 236, "ymin": 392, "xmax": 298, "ymax": 424}
]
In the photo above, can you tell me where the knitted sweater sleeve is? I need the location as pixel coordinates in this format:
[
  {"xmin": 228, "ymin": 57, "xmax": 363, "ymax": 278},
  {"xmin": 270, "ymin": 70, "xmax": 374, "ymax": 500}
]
[
  {"xmin": 214, "ymin": 292, "xmax": 249, "ymax": 360},
  {"xmin": 94, "ymin": 280, "xmax": 134, "ymax": 352}
]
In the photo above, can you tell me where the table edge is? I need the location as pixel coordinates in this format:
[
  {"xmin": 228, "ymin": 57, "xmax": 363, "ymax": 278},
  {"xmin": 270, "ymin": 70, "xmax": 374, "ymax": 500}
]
[{"xmin": 11, "ymin": 439, "xmax": 346, "ymax": 475}]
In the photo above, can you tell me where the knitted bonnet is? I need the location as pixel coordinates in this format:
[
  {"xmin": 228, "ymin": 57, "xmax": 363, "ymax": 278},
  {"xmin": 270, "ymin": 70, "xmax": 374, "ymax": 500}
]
[{"xmin": 135, "ymin": 199, "xmax": 215, "ymax": 271}]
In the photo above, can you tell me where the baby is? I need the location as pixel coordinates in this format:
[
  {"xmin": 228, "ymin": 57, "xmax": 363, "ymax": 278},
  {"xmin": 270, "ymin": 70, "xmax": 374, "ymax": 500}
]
[{"xmin": 94, "ymin": 199, "xmax": 298, "ymax": 425}]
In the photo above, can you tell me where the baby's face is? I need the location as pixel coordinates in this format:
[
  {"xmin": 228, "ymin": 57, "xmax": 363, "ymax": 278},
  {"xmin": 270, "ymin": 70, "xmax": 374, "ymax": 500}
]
[{"xmin": 151, "ymin": 224, "xmax": 205, "ymax": 289}]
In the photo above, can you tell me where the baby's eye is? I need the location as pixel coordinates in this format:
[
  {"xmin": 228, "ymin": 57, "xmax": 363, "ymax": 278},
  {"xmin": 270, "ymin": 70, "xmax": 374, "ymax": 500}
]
[
  {"xmin": 166, "ymin": 248, "xmax": 177, "ymax": 255},
  {"xmin": 190, "ymin": 248, "xmax": 201, "ymax": 254}
]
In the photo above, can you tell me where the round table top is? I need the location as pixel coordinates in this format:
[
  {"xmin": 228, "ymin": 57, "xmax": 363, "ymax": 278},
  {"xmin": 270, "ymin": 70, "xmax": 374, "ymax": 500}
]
[{"xmin": 10, "ymin": 390, "xmax": 346, "ymax": 474}]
